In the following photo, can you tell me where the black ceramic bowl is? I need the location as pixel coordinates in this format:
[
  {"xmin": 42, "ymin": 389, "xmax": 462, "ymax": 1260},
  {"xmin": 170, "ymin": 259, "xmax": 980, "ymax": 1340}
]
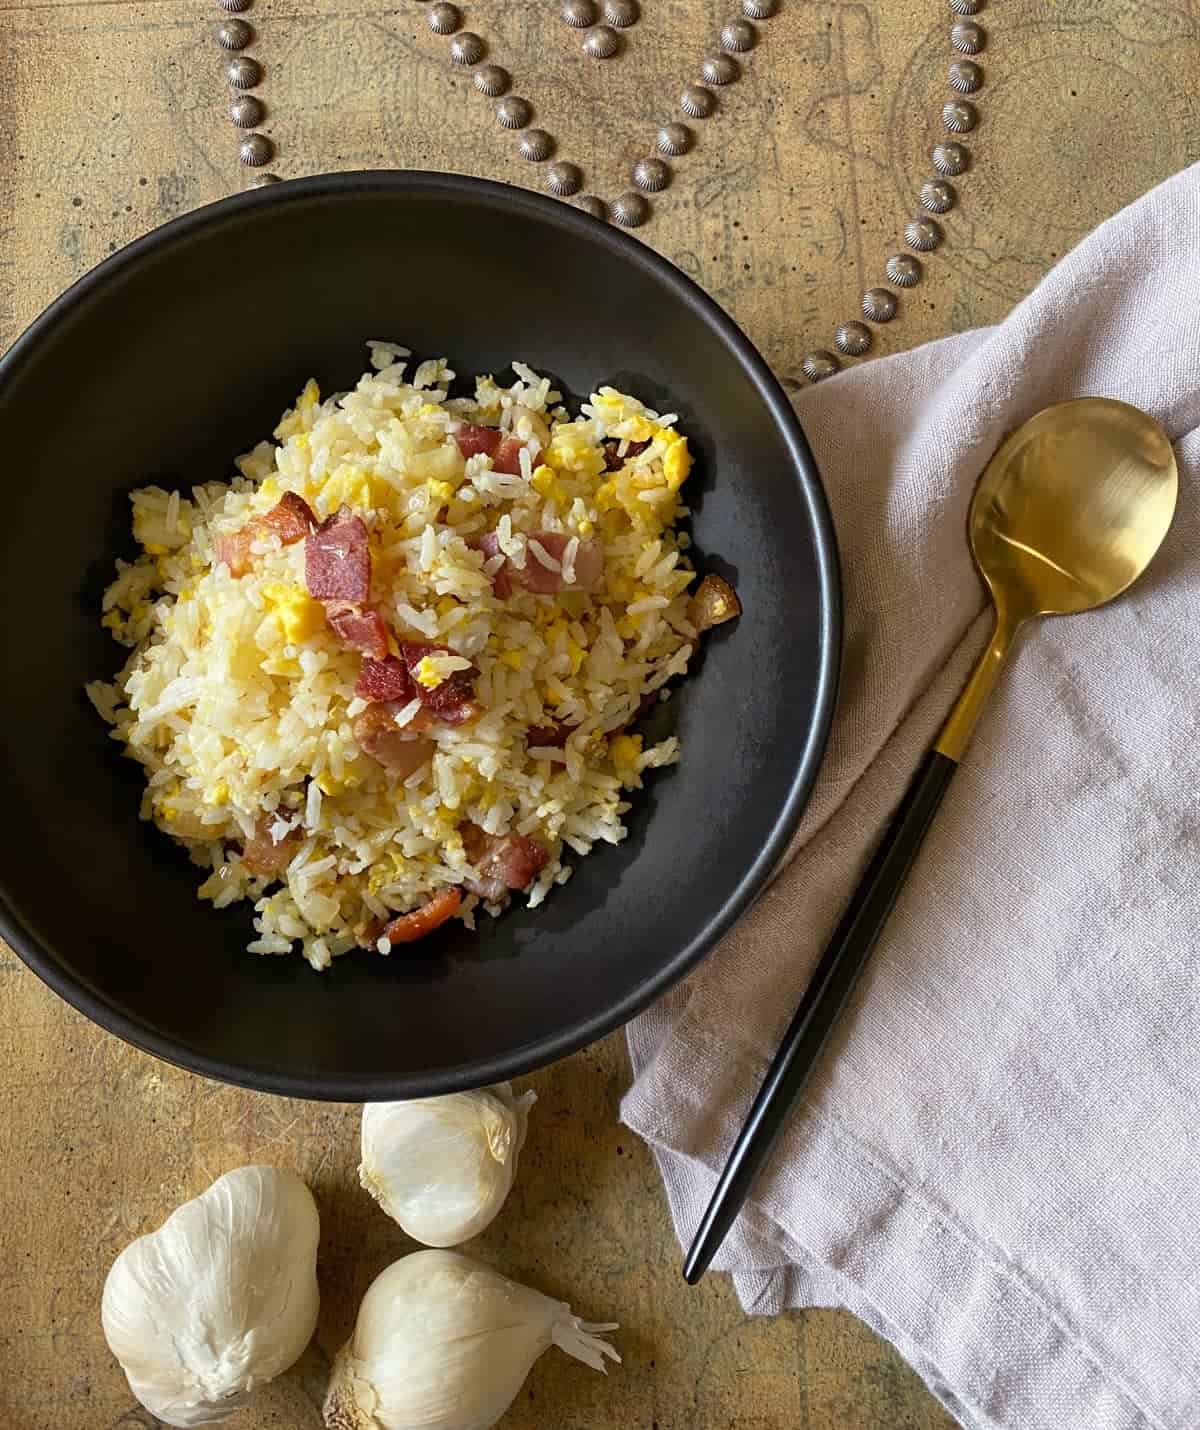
[{"xmin": 0, "ymin": 172, "xmax": 839, "ymax": 1099}]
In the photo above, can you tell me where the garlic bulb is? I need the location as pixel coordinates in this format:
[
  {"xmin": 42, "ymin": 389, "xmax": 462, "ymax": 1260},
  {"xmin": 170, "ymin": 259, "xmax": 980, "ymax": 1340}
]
[
  {"xmin": 101, "ymin": 1165, "xmax": 320, "ymax": 1428},
  {"xmin": 323, "ymin": 1250, "xmax": 618, "ymax": 1430},
  {"xmin": 359, "ymin": 1083, "xmax": 536, "ymax": 1246}
]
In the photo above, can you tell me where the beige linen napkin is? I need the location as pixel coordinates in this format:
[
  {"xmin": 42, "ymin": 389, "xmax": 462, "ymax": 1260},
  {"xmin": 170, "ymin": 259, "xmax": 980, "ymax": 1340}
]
[{"xmin": 622, "ymin": 163, "xmax": 1200, "ymax": 1430}]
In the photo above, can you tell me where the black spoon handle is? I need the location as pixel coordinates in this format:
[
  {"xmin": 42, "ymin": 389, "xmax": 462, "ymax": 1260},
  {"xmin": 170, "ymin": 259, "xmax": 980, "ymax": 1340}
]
[{"xmin": 682, "ymin": 747, "xmax": 959, "ymax": 1284}]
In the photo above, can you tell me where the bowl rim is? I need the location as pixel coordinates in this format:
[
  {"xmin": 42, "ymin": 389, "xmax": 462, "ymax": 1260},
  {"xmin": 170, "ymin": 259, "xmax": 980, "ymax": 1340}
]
[{"xmin": 0, "ymin": 169, "xmax": 841, "ymax": 1099}]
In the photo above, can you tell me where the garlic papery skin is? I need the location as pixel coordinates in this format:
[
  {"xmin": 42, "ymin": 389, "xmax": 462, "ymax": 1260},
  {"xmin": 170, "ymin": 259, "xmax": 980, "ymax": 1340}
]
[
  {"xmin": 359, "ymin": 1083, "xmax": 536, "ymax": 1246},
  {"xmin": 323, "ymin": 1250, "xmax": 619, "ymax": 1430},
  {"xmin": 101, "ymin": 1165, "xmax": 320, "ymax": 1428}
]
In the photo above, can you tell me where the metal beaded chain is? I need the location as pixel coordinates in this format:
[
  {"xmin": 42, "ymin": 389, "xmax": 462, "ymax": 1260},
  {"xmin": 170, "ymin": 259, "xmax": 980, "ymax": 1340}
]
[
  {"xmin": 218, "ymin": 0, "xmax": 988, "ymax": 366},
  {"xmin": 423, "ymin": 0, "xmax": 779, "ymax": 228},
  {"xmin": 214, "ymin": 0, "xmax": 280, "ymax": 186},
  {"xmin": 802, "ymin": 0, "xmax": 987, "ymax": 382}
]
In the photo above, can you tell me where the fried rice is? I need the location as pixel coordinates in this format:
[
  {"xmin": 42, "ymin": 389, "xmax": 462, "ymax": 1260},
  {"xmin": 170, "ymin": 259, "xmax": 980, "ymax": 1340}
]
[{"xmin": 86, "ymin": 342, "xmax": 714, "ymax": 970}]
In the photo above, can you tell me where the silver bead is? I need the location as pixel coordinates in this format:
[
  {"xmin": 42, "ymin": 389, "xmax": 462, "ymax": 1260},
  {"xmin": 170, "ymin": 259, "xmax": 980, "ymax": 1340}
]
[
  {"xmin": 834, "ymin": 321, "xmax": 872, "ymax": 357},
  {"xmin": 248, "ymin": 172, "xmax": 280, "ymax": 188},
  {"xmin": 886, "ymin": 253, "xmax": 922, "ymax": 287},
  {"xmin": 426, "ymin": 1, "xmax": 462, "ymax": 34},
  {"xmin": 680, "ymin": 84, "xmax": 716, "ymax": 118},
  {"xmin": 950, "ymin": 20, "xmax": 985, "ymax": 53},
  {"xmin": 518, "ymin": 128, "xmax": 554, "ymax": 162},
  {"xmin": 720, "ymin": 18, "xmax": 756, "ymax": 51},
  {"xmin": 905, "ymin": 217, "xmax": 943, "ymax": 252},
  {"xmin": 473, "ymin": 65, "xmax": 510, "ymax": 96},
  {"xmin": 656, "ymin": 122, "xmax": 693, "ymax": 156},
  {"xmin": 919, "ymin": 179, "xmax": 956, "ymax": 214},
  {"xmin": 702, "ymin": 54, "xmax": 739, "ymax": 85},
  {"xmin": 583, "ymin": 25, "xmax": 619, "ymax": 57},
  {"xmin": 218, "ymin": 0, "xmax": 251, "ymax": 11},
  {"xmin": 949, "ymin": 59, "xmax": 982, "ymax": 93},
  {"xmin": 229, "ymin": 93, "xmax": 265, "ymax": 128},
  {"xmin": 949, "ymin": 0, "xmax": 981, "ymax": 12},
  {"xmin": 561, "ymin": 0, "xmax": 598, "ymax": 25},
  {"xmin": 226, "ymin": 55, "xmax": 262, "ymax": 88},
  {"xmin": 449, "ymin": 31, "xmax": 484, "ymax": 65},
  {"xmin": 577, "ymin": 195, "xmax": 608, "ymax": 220},
  {"xmin": 942, "ymin": 99, "xmax": 978, "ymax": 133},
  {"xmin": 932, "ymin": 141, "xmax": 970, "ymax": 176},
  {"xmin": 215, "ymin": 18, "xmax": 252, "ymax": 49},
  {"xmin": 742, "ymin": 0, "xmax": 777, "ymax": 15},
  {"xmin": 861, "ymin": 287, "xmax": 897, "ymax": 323},
  {"xmin": 496, "ymin": 96, "xmax": 532, "ymax": 129},
  {"xmin": 801, "ymin": 351, "xmax": 839, "ymax": 384},
  {"xmin": 238, "ymin": 133, "xmax": 273, "ymax": 167},
  {"xmin": 603, "ymin": 0, "xmax": 639, "ymax": 26},
  {"xmin": 632, "ymin": 156, "xmax": 670, "ymax": 192},
  {"xmin": 545, "ymin": 161, "xmax": 582, "ymax": 196},
  {"xmin": 611, "ymin": 191, "xmax": 650, "ymax": 227}
]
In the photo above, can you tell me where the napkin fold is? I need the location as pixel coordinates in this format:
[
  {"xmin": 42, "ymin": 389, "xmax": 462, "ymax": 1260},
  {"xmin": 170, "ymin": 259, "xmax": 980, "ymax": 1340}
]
[{"xmin": 622, "ymin": 163, "xmax": 1200, "ymax": 1430}]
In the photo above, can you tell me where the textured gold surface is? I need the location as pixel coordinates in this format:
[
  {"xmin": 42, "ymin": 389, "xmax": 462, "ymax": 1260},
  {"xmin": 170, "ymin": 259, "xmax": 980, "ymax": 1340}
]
[{"xmin": 2, "ymin": 3, "xmax": 1198, "ymax": 1426}]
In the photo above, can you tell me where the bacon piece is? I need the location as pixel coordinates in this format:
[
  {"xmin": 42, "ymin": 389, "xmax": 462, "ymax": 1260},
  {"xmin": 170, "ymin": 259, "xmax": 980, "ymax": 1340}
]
[
  {"xmin": 375, "ymin": 887, "xmax": 463, "ymax": 946},
  {"xmin": 305, "ymin": 507, "xmax": 370, "ymax": 602},
  {"xmin": 351, "ymin": 703, "xmax": 436, "ymax": 776},
  {"xmin": 398, "ymin": 642, "xmax": 480, "ymax": 725},
  {"xmin": 355, "ymin": 655, "xmax": 413, "ymax": 703},
  {"xmin": 601, "ymin": 437, "xmax": 651, "ymax": 472},
  {"xmin": 260, "ymin": 491, "xmax": 317, "ymax": 543},
  {"xmin": 526, "ymin": 720, "xmax": 574, "ymax": 748},
  {"xmin": 491, "ymin": 436, "xmax": 526, "ymax": 476},
  {"xmin": 327, "ymin": 604, "xmax": 390, "ymax": 660},
  {"xmin": 689, "ymin": 573, "xmax": 742, "ymax": 632},
  {"xmin": 454, "ymin": 423, "xmax": 502, "ymax": 460},
  {"xmin": 215, "ymin": 528, "xmax": 256, "ymax": 578},
  {"xmin": 241, "ymin": 816, "xmax": 302, "ymax": 876},
  {"xmin": 460, "ymin": 824, "xmax": 549, "ymax": 901}
]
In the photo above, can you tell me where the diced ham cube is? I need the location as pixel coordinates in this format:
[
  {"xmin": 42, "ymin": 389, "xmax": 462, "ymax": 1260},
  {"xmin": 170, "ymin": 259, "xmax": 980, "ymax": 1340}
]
[
  {"xmin": 478, "ymin": 529, "xmax": 604, "ymax": 597},
  {"xmin": 214, "ymin": 492, "xmax": 316, "ymax": 578},
  {"xmin": 526, "ymin": 720, "xmax": 574, "ymax": 748},
  {"xmin": 454, "ymin": 423, "xmax": 502, "ymax": 460},
  {"xmin": 215, "ymin": 528, "xmax": 256, "ymax": 578},
  {"xmin": 305, "ymin": 507, "xmax": 370, "ymax": 602},
  {"xmin": 240, "ymin": 816, "xmax": 302, "ymax": 876},
  {"xmin": 460, "ymin": 823, "xmax": 550, "ymax": 901},
  {"xmin": 327, "ymin": 603, "xmax": 390, "ymax": 660},
  {"xmin": 474, "ymin": 532, "xmax": 513, "ymax": 598},
  {"xmin": 354, "ymin": 655, "xmax": 413, "ymax": 703},
  {"xmin": 398, "ymin": 642, "xmax": 480, "ymax": 725},
  {"xmin": 601, "ymin": 437, "xmax": 650, "ymax": 472},
  {"xmin": 351, "ymin": 703, "xmax": 436, "ymax": 776},
  {"xmin": 259, "ymin": 491, "xmax": 317, "ymax": 544},
  {"xmin": 491, "ymin": 436, "xmax": 525, "ymax": 476}
]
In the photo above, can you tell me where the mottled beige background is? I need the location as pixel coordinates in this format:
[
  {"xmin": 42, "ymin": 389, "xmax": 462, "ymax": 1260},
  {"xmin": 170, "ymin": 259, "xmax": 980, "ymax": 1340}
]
[{"xmin": 1, "ymin": 2, "xmax": 1197, "ymax": 1426}]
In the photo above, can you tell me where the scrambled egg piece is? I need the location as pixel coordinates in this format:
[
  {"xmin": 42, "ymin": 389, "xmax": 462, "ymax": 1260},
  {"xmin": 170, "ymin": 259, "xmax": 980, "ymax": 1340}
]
[
  {"xmin": 415, "ymin": 653, "xmax": 472, "ymax": 689},
  {"xmin": 610, "ymin": 733, "xmax": 643, "ymax": 787},
  {"xmin": 261, "ymin": 583, "xmax": 325, "ymax": 643},
  {"xmin": 274, "ymin": 379, "xmax": 321, "ymax": 440},
  {"xmin": 531, "ymin": 464, "xmax": 566, "ymax": 505},
  {"xmin": 318, "ymin": 464, "xmax": 389, "ymax": 518},
  {"xmin": 661, "ymin": 430, "xmax": 692, "ymax": 491}
]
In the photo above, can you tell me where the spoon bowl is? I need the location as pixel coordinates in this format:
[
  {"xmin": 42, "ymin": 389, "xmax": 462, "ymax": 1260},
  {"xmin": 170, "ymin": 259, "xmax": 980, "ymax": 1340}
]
[{"xmin": 970, "ymin": 397, "xmax": 1178, "ymax": 623}]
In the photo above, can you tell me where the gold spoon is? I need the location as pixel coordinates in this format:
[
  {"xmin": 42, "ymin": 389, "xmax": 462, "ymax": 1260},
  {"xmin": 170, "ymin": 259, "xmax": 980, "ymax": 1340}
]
[{"xmin": 684, "ymin": 397, "xmax": 1179, "ymax": 1283}]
